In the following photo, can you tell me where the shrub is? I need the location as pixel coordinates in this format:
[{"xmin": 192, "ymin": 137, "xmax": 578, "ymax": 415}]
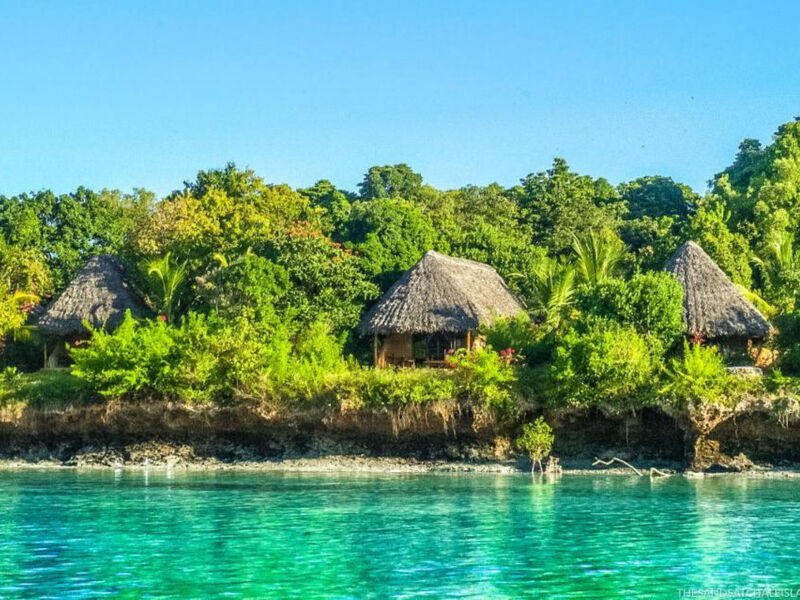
[
  {"xmin": 70, "ymin": 310, "xmax": 352, "ymax": 404},
  {"xmin": 278, "ymin": 319, "xmax": 347, "ymax": 400},
  {"xmin": 334, "ymin": 367, "xmax": 456, "ymax": 410},
  {"xmin": 776, "ymin": 311, "xmax": 800, "ymax": 374},
  {"xmin": 550, "ymin": 318, "xmax": 657, "ymax": 411},
  {"xmin": 662, "ymin": 340, "xmax": 729, "ymax": 407},
  {"xmin": 70, "ymin": 311, "xmax": 287, "ymax": 402},
  {"xmin": 446, "ymin": 347, "xmax": 518, "ymax": 416},
  {"xmin": 70, "ymin": 311, "xmax": 176, "ymax": 398},
  {"xmin": 481, "ymin": 314, "xmax": 544, "ymax": 366},
  {"xmin": 576, "ymin": 271, "xmax": 684, "ymax": 351},
  {"xmin": 516, "ymin": 417, "xmax": 555, "ymax": 472},
  {"xmin": 166, "ymin": 313, "xmax": 277, "ymax": 403}
]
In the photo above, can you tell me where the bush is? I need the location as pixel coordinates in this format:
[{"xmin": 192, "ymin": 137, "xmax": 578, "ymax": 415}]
[
  {"xmin": 776, "ymin": 311, "xmax": 800, "ymax": 374},
  {"xmin": 481, "ymin": 314, "xmax": 545, "ymax": 366},
  {"xmin": 516, "ymin": 417, "xmax": 554, "ymax": 472},
  {"xmin": 70, "ymin": 310, "xmax": 351, "ymax": 404},
  {"xmin": 166, "ymin": 312, "xmax": 278, "ymax": 403},
  {"xmin": 69, "ymin": 311, "xmax": 282, "ymax": 402},
  {"xmin": 576, "ymin": 271, "xmax": 684, "ymax": 351},
  {"xmin": 70, "ymin": 311, "xmax": 176, "ymax": 398},
  {"xmin": 550, "ymin": 318, "xmax": 657, "ymax": 411},
  {"xmin": 446, "ymin": 347, "xmax": 518, "ymax": 416},
  {"xmin": 662, "ymin": 340, "xmax": 729, "ymax": 407},
  {"xmin": 334, "ymin": 367, "xmax": 456, "ymax": 410}
]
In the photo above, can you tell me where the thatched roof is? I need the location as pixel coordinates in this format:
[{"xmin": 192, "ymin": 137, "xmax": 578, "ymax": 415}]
[
  {"xmin": 359, "ymin": 250, "xmax": 525, "ymax": 335},
  {"xmin": 36, "ymin": 255, "xmax": 151, "ymax": 336},
  {"xmin": 665, "ymin": 241, "xmax": 770, "ymax": 341}
]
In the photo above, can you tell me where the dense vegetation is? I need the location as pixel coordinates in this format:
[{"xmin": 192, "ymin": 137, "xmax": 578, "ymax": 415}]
[{"xmin": 4, "ymin": 118, "xmax": 800, "ymax": 453}]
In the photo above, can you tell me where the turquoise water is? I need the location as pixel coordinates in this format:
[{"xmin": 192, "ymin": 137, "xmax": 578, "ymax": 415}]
[{"xmin": 0, "ymin": 471, "xmax": 798, "ymax": 599}]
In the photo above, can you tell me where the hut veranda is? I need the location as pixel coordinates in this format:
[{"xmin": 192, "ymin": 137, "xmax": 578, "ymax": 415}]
[
  {"xmin": 35, "ymin": 255, "xmax": 151, "ymax": 367},
  {"xmin": 359, "ymin": 251, "xmax": 526, "ymax": 367}
]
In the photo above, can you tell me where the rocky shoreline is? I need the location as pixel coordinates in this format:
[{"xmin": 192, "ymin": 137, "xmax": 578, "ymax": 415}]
[
  {"xmin": 2, "ymin": 401, "xmax": 800, "ymax": 477},
  {"xmin": 0, "ymin": 440, "xmax": 798, "ymax": 477}
]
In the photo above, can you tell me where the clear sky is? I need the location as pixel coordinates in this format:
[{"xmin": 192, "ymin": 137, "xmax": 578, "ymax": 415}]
[{"xmin": 1, "ymin": 0, "xmax": 799, "ymax": 198}]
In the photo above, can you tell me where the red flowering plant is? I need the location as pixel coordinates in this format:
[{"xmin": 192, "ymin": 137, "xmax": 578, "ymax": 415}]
[
  {"xmin": 498, "ymin": 347, "xmax": 522, "ymax": 365},
  {"xmin": 689, "ymin": 333, "xmax": 704, "ymax": 346},
  {"xmin": 445, "ymin": 348, "xmax": 457, "ymax": 368},
  {"xmin": 158, "ymin": 314, "xmax": 167, "ymax": 323}
]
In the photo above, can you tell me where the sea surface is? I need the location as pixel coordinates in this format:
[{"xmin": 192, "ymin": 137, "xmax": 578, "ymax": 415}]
[{"xmin": 0, "ymin": 470, "xmax": 797, "ymax": 599}]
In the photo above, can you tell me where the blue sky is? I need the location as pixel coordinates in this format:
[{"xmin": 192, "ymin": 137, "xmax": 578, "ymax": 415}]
[{"xmin": 1, "ymin": 0, "xmax": 799, "ymax": 197}]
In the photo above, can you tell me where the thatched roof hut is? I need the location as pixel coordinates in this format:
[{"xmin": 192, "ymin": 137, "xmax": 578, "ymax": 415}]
[
  {"xmin": 360, "ymin": 250, "xmax": 524, "ymax": 335},
  {"xmin": 36, "ymin": 255, "xmax": 151, "ymax": 337},
  {"xmin": 665, "ymin": 241, "xmax": 770, "ymax": 341},
  {"xmin": 360, "ymin": 251, "xmax": 525, "ymax": 367}
]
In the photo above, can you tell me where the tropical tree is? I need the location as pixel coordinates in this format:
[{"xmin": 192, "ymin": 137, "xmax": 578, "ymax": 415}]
[
  {"xmin": 688, "ymin": 200, "xmax": 752, "ymax": 287},
  {"xmin": 619, "ymin": 176, "xmax": 697, "ymax": 220},
  {"xmin": 523, "ymin": 257, "xmax": 576, "ymax": 330},
  {"xmin": 514, "ymin": 158, "xmax": 625, "ymax": 255},
  {"xmin": 571, "ymin": 229, "xmax": 627, "ymax": 286},
  {"xmin": 752, "ymin": 227, "xmax": 800, "ymax": 315},
  {"xmin": 145, "ymin": 252, "xmax": 188, "ymax": 324},
  {"xmin": 358, "ymin": 164, "xmax": 424, "ymax": 200}
]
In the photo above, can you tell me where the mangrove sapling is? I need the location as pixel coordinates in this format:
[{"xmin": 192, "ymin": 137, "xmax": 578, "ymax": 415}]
[{"xmin": 516, "ymin": 417, "xmax": 554, "ymax": 474}]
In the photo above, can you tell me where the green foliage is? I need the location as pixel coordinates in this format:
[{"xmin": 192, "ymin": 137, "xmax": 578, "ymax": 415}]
[
  {"xmin": 0, "ymin": 187, "xmax": 152, "ymax": 290},
  {"xmin": 69, "ymin": 310, "xmax": 347, "ymax": 404},
  {"xmin": 145, "ymin": 252, "xmax": 188, "ymax": 324},
  {"xmin": 619, "ymin": 215, "xmax": 683, "ymax": 271},
  {"xmin": 301, "ymin": 180, "xmax": 353, "ymax": 235},
  {"xmin": 571, "ymin": 228, "xmax": 628, "ymax": 286},
  {"xmin": 619, "ymin": 176, "xmax": 697, "ymax": 221},
  {"xmin": 69, "ymin": 311, "xmax": 177, "ymax": 398},
  {"xmin": 0, "ymin": 369, "xmax": 97, "ymax": 410},
  {"xmin": 516, "ymin": 417, "xmax": 554, "ymax": 469},
  {"xmin": 198, "ymin": 252, "xmax": 289, "ymax": 325},
  {"xmin": 688, "ymin": 200, "xmax": 752, "ymax": 287},
  {"xmin": 662, "ymin": 341, "xmax": 729, "ymax": 407},
  {"xmin": 345, "ymin": 197, "xmax": 440, "ymax": 289},
  {"xmin": 576, "ymin": 272, "xmax": 684, "ymax": 350},
  {"xmin": 515, "ymin": 158, "xmax": 625, "ymax": 255},
  {"xmin": 264, "ymin": 226, "xmax": 378, "ymax": 333},
  {"xmin": 334, "ymin": 367, "xmax": 455, "ymax": 410},
  {"xmin": 522, "ymin": 256, "xmax": 576, "ymax": 330},
  {"xmin": 432, "ymin": 184, "xmax": 544, "ymax": 286},
  {"xmin": 752, "ymin": 224, "xmax": 800, "ymax": 314},
  {"xmin": 775, "ymin": 311, "xmax": 800, "ymax": 375},
  {"xmin": 551, "ymin": 318, "xmax": 657, "ymax": 410},
  {"xmin": 446, "ymin": 348, "xmax": 518, "ymax": 416},
  {"xmin": 358, "ymin": 164, "xmax": 423, "ymax": 200},
  {"xmin": 481, "ymin": 314, "xmax": 543, "ymax": 366}
]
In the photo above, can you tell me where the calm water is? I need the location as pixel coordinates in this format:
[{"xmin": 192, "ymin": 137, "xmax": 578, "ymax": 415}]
[{"xmin": 0, "ymin": 471, "xmax": 798, "ymax": 599}]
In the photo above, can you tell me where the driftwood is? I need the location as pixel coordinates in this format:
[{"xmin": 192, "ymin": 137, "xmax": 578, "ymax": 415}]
[{"xmin": 593, "ymin": 457, "xmax": 671, "ymax": 477}]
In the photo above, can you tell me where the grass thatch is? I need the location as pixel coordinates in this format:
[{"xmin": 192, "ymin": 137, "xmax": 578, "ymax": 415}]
[
  {"xmin": 359, "ymin": 250, "xmax": 525, "ymax": 335},
  {"xmin": 665, "ymin": 241, "xmax": 770, "ymax": 341},
  {"xmin": 35, "ymin": 255, "xmax": 151, "ymax": 337}
]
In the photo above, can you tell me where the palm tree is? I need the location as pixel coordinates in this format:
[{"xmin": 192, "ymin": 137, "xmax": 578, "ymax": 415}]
[
  {"xmin": 571, "ymin": 229, "xmax": 627, "ymax": 286},
  {"xmin": 145, "ymin": 252, "xmax": 188, "ymax": 324},
  {"xmin": 752, "ymin": 229, "xmax": 800, "ymax": 314},
  {"xmin": 525, "ymin": 257, "xmax": 576, "ymax": 330}
]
